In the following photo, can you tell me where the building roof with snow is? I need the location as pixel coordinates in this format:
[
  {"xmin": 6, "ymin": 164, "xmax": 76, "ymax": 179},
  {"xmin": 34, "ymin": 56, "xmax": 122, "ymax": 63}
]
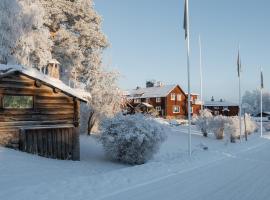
[
  {"xmin": 127, "ymin": 84, "xmax": 179, "ymax": 99},
  {"xmin": 0, "ymin": 64, "xmax": 89, "ymax": 102},
  {"xmin": 204, "ymin": 100, "xmax": 238, "ymax": 107}
]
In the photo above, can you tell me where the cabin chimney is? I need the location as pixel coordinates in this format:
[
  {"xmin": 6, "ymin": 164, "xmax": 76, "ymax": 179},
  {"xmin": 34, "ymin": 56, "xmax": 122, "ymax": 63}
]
[
  {"xmin": 211, "ymin": 96, "xmax": 215, "ymax": 102},
  {"xmin": 45, "ymin": 59, "xmax": 60, "ymax": 79}
]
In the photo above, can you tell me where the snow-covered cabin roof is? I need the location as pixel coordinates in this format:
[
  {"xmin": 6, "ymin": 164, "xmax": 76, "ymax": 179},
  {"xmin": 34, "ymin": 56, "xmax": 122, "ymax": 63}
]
[
  {"xmin": 204, "ymin": 100, "xmax": 238, "ymax": 107},
  {"xmin": 127, "ymin": 84, "xmax": 179, "ymax": 99},
  {"xmin": 0, "ymin": 64, "xmax": 89, "ymax": 102}
]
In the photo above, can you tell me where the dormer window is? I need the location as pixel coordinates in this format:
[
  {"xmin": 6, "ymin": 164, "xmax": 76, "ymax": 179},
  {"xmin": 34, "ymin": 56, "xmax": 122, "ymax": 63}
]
[{"xmin": 171, "ymin": 93, "xmax": 176, "ymax": 100}]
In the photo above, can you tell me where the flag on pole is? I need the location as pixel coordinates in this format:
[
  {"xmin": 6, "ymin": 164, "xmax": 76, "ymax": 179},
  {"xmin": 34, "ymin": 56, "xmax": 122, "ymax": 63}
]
[
  {"xmin": 183, "ymin": 0, "xmax": 188, "ymax": 40},
  {"xmin": 237, "ymin": 50, "xmax": 241, "ymax": 77},
  {"xmin": 261, "ymin": 69, "xmax": 264, "ymax": 89}
]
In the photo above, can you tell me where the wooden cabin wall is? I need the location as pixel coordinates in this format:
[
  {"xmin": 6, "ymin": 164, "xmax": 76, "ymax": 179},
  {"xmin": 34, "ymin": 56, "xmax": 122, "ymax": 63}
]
[{"xmin": 0, "ymin": 73, "xmax": 80, "ymax": 153}]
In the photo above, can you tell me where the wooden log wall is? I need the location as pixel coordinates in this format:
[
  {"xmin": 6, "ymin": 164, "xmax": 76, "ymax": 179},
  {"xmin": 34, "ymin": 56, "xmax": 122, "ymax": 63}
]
[
  {"xmin": 19, "ymin": 126, "xmax": 79, "ymax": 160},
  {"xmin": 0, "ymin": 73, "xmax": 80, "ymax": 160}
]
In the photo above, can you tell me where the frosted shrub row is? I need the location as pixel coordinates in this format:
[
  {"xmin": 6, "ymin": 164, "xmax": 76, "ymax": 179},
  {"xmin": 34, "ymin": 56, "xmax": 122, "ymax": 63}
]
[
  {"xmin": 100, "ymin": 114, "xmax": 167, "ymax": 165},
  {"xmin": 194, "ymin": 110, "xmax": 257, "ymax": 141}
]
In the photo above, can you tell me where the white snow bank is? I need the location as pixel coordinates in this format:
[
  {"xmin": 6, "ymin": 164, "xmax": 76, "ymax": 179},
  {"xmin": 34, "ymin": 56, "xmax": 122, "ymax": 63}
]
[{"xmin": 0, "ymin": 126, "xmax": 269, "ymax": 200}]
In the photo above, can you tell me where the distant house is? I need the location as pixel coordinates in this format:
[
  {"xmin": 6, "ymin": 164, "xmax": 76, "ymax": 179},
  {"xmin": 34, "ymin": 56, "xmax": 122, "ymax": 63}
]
[
  {"xmin": 125, "ymin": 81, "xmax": 202, "ymax": 119},
  {"xmin": 204, "ymin": 97, "xmax": 239, "ymax": 116},
  {"xmin": 255, "ymin": 112, "xmax": 270, "ymax": 119}
]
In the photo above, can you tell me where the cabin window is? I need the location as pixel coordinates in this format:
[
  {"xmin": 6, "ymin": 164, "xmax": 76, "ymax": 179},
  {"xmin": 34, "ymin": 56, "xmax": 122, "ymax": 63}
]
[
  {"xmin": 156, "ymin": 97, "xmax": 161, "ymax": 102},
  {"xmin": 173, "ymin": 105, "xmax": 180, "ymax": 113},
  {"xmin": 3, "ymin": 95, "xmax": 33, "ymax": 109}
]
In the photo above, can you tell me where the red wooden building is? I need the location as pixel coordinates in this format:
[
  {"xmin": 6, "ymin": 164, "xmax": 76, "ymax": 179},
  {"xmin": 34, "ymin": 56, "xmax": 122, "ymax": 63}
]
[{"xmin": 126, "ymin": 82, "xmax": 202, "ymax": 119}]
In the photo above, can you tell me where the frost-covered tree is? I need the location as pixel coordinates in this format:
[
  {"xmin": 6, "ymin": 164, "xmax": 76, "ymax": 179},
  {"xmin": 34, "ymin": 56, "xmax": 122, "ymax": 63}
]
[
  {"xmin": 100, "ymin": 114, "xmax": 167, "ymax": 165},
  {"xmin": 0, "ymin": 0, "xmax": 21, "ymax": 64},
  {"xmin": 242, "ymin": 89, "xmax": 270, "ymax": 115},
  {"xmin": 39, "ymin": 0, "xmax": 118, "ymax": 134},
  {"xmin": 195, "ymin": 109, "xmax": 213, "ymax": 137},
  {"xmin": 0, "ymin": 0, "xmax": 52, "ymax": 68},
  {"xmin": 80, "ymin": 67, "xmax": 122, "ymax": 135},
  {"xmin": 38, "ymin": 0, "xmax": 108, "ymax": 82}
]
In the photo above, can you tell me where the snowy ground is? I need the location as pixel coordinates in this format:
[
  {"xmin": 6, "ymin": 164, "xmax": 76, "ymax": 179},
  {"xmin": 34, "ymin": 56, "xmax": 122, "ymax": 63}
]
[{"xmin": 1, "ymin": 123, "xmax": 270, "ymax": 200}]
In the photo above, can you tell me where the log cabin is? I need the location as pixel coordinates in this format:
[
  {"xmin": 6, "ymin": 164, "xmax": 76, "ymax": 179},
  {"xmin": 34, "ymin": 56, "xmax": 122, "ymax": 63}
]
[
  {"xmin": 0, "ymin": 63, "xmax": 89, "ymax": 160},
  {"xmin": 125, "ymin": 81, "xmax": 202, "ymax": 119}
]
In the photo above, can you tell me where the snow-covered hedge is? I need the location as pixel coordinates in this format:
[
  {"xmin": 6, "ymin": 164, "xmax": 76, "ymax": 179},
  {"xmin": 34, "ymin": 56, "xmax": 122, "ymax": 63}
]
[
  {"xmin": 100, "ymin": 114, "xmax": 167, "ymax": 165},
  {"xmin": 195, "ymin": 112, "xmax": 257, "ymax": 142},
  {"xmin": 195, "ymin": 109, "xmax": 213, "ymax": 137},
  {"xmin": 209, "ymin": 116, "xmax": 228, "ymax": 139},
  {"xmin": 224, "ymin": 115, "xmax": 257, "ymax": 142}
]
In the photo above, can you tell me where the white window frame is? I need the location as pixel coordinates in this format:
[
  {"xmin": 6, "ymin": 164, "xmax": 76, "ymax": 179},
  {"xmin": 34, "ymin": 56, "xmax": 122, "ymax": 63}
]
[
  {"xmin": 171, "ymin": 93, "xmax": 176, "ymax": 100},
  {"xmin": 156, "ymin": 97, "xmax": 161, "ymax": 103},
  {"xmin": 177, "ymin": 94, "xmax": 181, "ymax": 101},
  {"xmin": 173, "ymin": 105, "xmax": 180, "ymax": 113},
  {"xmin": 156, "ymin": 106, "xmax": 161, "ymax": 112},
  {"xmin": 145, "ymin": 98, "xmax": 150, "ymax": 103},
  {"xmin": 134, "ymin": 98, "xmax": 141, "ymax": 103}
]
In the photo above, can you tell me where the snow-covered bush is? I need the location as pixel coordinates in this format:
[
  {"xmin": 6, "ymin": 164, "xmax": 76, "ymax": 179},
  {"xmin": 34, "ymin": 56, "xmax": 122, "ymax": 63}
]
[
  {"xmin": 100, "ymin": 114, "xmax": 167, "ymax": 165},
  {"xmin": 224, "ymin": 117, "xmax": 240, "ymax": 142},
  {"xmin": 195, "ymin": 109, "xmax": 213, "ymax": 137},
  {"xmin": 209, "ymin": 116, "xmax": 228, "ymax": 140},
  {"xmin": 244, "ymin": 114, "xmax": 257, "ymax": 135},
  {"xmin": 224, "ymin": 115, "xmax": 257, "ymax": 142}
]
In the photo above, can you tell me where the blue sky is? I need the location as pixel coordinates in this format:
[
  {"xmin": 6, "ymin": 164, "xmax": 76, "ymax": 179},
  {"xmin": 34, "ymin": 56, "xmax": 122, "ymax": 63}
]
[{"xmin": 94, "ymin": 0, "xmax": 270, "ymax": 102}]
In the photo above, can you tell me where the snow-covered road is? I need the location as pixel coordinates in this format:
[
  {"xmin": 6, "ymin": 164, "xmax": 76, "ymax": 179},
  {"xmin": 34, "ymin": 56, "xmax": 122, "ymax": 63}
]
[{"xmin": 99, "ymin": 141, "xmax": 270, "ymax": 200}]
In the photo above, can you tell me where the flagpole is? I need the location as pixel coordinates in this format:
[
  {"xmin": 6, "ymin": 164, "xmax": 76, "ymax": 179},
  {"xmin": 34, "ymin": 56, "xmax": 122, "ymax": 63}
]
[
  {"xmin": 184, "ymin": 0, "xmax": 191, "ymax": 156},
  {"xmin": 199, "ymin": 35, "xmax": 203, "ymax": 111},
  {"xmin": 260, "ymin": 67, "xmax": 263, "ymax": 137},
  {"xmin": 239, "ymin": 71, "xmax": 242, "ymax": 142},
  {"xmin": 238, "ymin": 46, "xmax": 242, "ymax": 142}
]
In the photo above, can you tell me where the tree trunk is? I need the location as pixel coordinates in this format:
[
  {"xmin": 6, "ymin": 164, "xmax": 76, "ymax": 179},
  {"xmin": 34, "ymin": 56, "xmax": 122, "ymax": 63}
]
[{"xmin": 87, "ymin": 110, "xmax": 96, "ymax": 135}]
